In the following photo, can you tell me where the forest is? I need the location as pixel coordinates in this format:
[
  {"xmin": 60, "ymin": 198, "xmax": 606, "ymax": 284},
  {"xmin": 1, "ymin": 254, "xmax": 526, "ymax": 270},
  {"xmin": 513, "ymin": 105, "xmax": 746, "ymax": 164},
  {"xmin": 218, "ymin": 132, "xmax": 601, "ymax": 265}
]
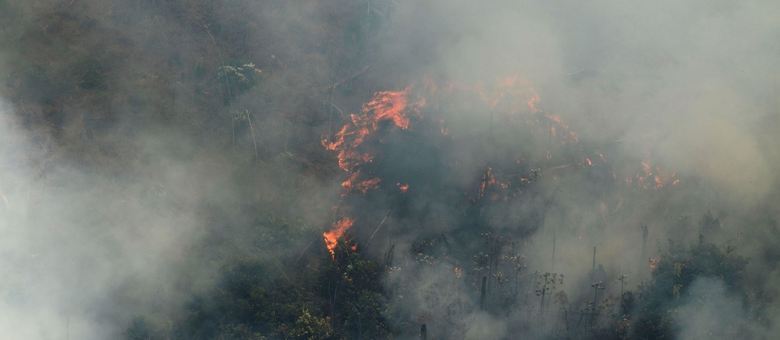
[{"xmin": 0, "ymin": 1, "xmax": 779, "ymax": 339}]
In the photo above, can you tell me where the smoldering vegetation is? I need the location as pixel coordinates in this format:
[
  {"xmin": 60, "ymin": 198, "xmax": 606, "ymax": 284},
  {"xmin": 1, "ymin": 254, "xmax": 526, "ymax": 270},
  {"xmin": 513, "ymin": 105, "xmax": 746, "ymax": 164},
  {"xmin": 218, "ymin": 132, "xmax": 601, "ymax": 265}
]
[{"xmin": 0, "ymin": 1, "xmax": 779, "ymax": 339}]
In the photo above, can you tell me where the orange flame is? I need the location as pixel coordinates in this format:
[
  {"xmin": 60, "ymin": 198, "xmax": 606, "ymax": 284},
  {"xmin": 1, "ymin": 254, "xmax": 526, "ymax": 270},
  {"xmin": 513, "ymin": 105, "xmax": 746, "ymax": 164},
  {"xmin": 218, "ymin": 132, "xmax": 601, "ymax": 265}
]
[
  {"xmin": 323, "ymin": 217, "xmax": 354, "ymax": 258},
  {"xmin": 341, "ymin": 172, "xmax": 381, "ymax": 193},
  {"xmin": 320, "ymin": 88, "xmax": 425, "ymax": 258},
  {"xmin": 632, "ymin": 160, "xmax": 680, "ymax": 190},
  {"xmin": 649, "ymin": 256, "xmax": 661, "ymax": 272},
  {"xmin": 322, "ymin": 87, "xmax": 423, "ymax": 187},
  {"xmin": 321, "ymin": 76, "xmax": 682, "ymax": 262},
  {"xmin": 356, "ymin": 177, "xmax": 382, "ymax": 193},
  {"xmin": 363, "ymin": 88, "xmax": 414, "ymax": 129}
]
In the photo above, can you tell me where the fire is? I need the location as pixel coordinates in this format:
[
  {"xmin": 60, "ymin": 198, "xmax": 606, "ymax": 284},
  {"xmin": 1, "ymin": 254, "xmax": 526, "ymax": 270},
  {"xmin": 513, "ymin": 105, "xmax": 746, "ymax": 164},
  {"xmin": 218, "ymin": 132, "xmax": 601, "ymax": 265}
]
[
  {"xmin": 363, "ymin": 88, "xmax": 413, "ymax": 129},
  {"xmin": 542, "ymin": 114, "xmax": 578, "ymax": 144},
  {"xmin": 477, "ymin": 166, "xmax": 516, "ymax": 201},
  {"xmin": 323, "ymin": 217, "xmax": 355, "ymax": 258},
  {"xmin": 649, "ymin": 256, "xmax": 661, "ymax": 272},
  {"xmin": 631, "ymin": 160, "xmax": 680, "ymax": 190},
  {"xmin": 341, "ymin": 172, "xmax": 381, "ymax": 193},
  {"xmin": 322, "ymin": 87, "xmax": 424, "ymax": 193},
  {"xmin": 320, "ymin": 76, "xmax": 682, "ymax": 261},
  {"xmin": 321, "ymin": 87, "xmax": 425, "ymax": 257},
  {"xmin": 654, "ymin": 175, "xmax": 663, "ymax": 189}
]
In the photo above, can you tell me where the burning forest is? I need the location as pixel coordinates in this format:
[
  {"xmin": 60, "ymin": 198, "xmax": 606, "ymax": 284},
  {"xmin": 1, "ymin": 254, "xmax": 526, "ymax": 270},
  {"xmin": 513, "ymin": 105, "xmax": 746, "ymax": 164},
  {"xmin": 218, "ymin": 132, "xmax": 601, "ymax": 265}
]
[{"xmin": 1, "ymin": 1, "xmax": 779, "ymax": 340}]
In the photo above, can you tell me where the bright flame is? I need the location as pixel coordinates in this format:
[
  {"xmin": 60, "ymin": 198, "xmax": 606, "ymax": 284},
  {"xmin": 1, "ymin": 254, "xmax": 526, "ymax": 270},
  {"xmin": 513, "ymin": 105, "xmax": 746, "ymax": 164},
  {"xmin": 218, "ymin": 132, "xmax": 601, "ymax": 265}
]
[
  {"xmin": 322, "ymin": 87, "xmax": 423, "ymax": 191},
  {"xmin": 363, "ymin": 88, "xmax": 414, "ymax": 129},
  {"xmin": 321, "ymin": 88, "xmax": 425, "ymax": 257},
  {"xmin": 323, "ymin": 217, "xmax": 354, "ymax": 258}
]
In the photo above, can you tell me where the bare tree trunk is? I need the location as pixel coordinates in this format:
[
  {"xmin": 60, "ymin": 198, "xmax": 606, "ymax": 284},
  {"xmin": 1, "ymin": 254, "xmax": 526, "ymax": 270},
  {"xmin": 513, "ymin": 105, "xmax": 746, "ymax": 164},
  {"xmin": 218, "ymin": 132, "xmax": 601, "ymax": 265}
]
[
  {"xmin": 480, "ymin": 276, "xmax": 487, "ymax": 310},
  {"xmin": 246, "ymin": 111, "xmax": 259, "ymax": 160}
]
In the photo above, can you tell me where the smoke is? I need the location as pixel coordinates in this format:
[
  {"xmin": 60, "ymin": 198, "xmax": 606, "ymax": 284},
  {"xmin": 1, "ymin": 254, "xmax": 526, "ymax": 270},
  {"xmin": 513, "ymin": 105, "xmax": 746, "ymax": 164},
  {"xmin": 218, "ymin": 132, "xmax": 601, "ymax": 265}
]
[
  {"xmin": 0, "ymin": 2, "xmax": 340, "ymax": 338},
  {"xmin": 365, "ymin": 0, "xmax": 780, "ymax": 338},
  {"xmin": 0, "ymin": 100, "xmax": 216, "ymax": 338},
  {"xmin": 675, "ymin": 278, "xmax": 752, "ymax": 340},
  {"xmin": 2, "ymin": 0, "xmax": 779, "ymax": 339}
]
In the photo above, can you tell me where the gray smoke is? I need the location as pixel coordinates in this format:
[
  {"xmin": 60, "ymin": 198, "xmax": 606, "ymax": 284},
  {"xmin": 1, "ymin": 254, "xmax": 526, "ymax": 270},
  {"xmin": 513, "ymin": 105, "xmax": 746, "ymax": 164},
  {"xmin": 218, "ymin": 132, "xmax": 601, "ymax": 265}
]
[{"xmin": 1, "ymin": 0, "xmax": 779, "ymax": 339}]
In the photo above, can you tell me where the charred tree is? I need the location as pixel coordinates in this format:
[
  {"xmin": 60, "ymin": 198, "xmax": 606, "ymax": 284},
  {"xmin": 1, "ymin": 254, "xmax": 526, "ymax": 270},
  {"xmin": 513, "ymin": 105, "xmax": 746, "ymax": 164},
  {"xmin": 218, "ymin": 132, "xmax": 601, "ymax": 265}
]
[{"xmin": 480, "ymin": 276, "xmax": 487, "ymax": 311}]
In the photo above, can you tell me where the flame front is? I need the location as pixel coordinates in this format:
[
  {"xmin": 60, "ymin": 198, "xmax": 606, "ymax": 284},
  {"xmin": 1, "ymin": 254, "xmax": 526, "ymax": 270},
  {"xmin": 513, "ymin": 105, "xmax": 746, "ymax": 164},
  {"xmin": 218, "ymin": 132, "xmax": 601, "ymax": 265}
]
[
  {"xmin": 322, "ymin": 87, "xmax": 423, "ymax": 176},
  {"xmin": 321, "ymin": 87, "xmax": 424, "ymax": 258},
  {"xmin": 632, "ymin": 160, "xmax": 680, "ymax": 190},
  {"xmin": 320, "ymin": 76, "xmax": 681, "ymax": 260},
  {"xmin": 363, "ymin": 88, "xmax": 414, "ymax": 130},
  {"xmin": 323, "ymin": 217, "xmax": 355, "ymax": 258}
]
